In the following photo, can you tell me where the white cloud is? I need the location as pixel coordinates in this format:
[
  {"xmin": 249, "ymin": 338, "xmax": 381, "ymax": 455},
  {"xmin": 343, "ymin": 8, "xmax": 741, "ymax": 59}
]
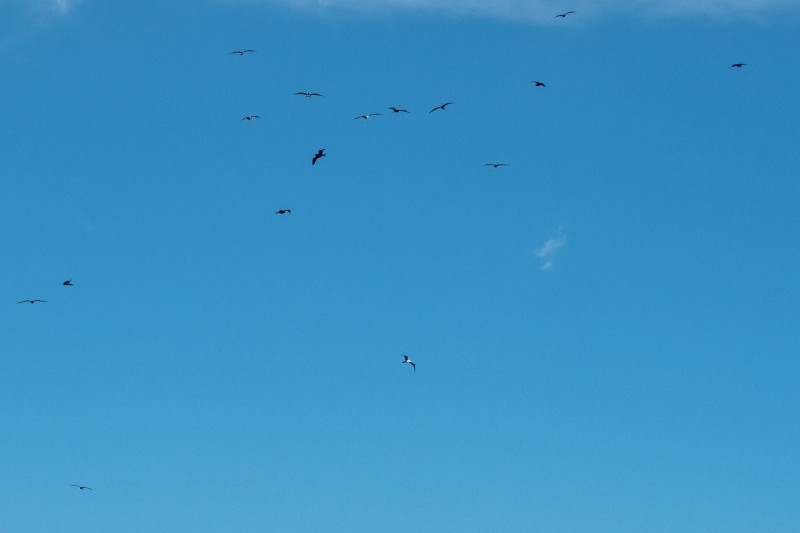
[
  {"xmin": 1, "ymin": 0, "xmax": 81, "ymax": 18},
  {"xmin": 537, "ymin": 233, "xmax": 565, "ymax": 271},
  {"xmin": 248, "ymin": 0, "xmax": 797, "ymax": 21},
  {"xmin": 53, "ymin": 0, "xmax": 78, "ymax": 15}
]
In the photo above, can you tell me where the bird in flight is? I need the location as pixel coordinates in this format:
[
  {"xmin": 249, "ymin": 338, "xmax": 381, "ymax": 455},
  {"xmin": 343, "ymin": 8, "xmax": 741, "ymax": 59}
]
[
  {"xmin": 402, "ymin": 355, "xmax": 416, "ymax": 372},
  {"xmin": 531, "ymin": 80, "xmax": 546, "ymax": 87},
  {"xmin": 63, "ymin": 279, "xmax": 74, "ymax": 286},
  {"xmin": 275, "ymin": 209, "xmax": 291, "ymax": 215},
  {"xmin": 354, "ymin": 113, "xmax": 381, "ymax": 120},
  {"xmin": 388, "ymin": 107, "xmax": 410, "ymax": 113},
  {"xmin": 241, "ymin": 115, "xmax": 260, "ymax": 121},
  {"xmin": 554, "ymin": 10, "xmax": 575, "ymax": 17},
  {"xmin": 483, "ymin": 163, "xmax": 509, "ymax": 168},
  {"xmin": 71, "ymin": 485, "xmax": 93, "ymax": 491},
  {"xmin": 295, "ymin": 92, "xmax": 323, "ymax": 98},
  {"xmin": 731, "ymin": 63, "xmax": 747, "ymax": 68},
  {"xmin": 312, "ymin": 149, "xmax": 326, "ymax": 165},
  {"xmin": 230, "ymin": 49, "xmax": 255, "ymax": 55},
  {"xmin": 17, "ymin": 299, "xmax": 47, "ymax": 304},
  {"xmin": 429, "ymin": 102, "xmax": 454, "ymax": 113}
]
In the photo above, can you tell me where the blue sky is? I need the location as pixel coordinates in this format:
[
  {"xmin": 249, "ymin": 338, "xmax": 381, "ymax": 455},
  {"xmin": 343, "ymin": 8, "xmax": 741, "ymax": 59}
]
[{"xmin": 1, "ymin": 1, "xmax": 799, "ymax": 531}]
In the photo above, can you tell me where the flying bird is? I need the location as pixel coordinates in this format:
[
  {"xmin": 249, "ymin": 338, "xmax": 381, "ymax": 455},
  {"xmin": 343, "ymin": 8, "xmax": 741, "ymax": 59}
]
[
  {"xmin": 71, "ymin": 485, "xmax": 93, "ymax": 491},
  {"xmin": 275, "ymin": 209, "xmax": 291, "ymax": 215},
  {"xmin": 731, "ymin": 63, "xmax": 747, "ymax": 68},
  {"xmin": 388, "ymin": 107, "xmax": 410, "ymax": 113},
  {"xmin": 531, "ymin": 80, "xmax": 546, "ymax": 87},
  {"xmin": 483, "ymin": 163, "xmax": 509, "ymax": 168},
  {"xmin": 63, "ymin": 279, "xmax": 74, "ymax": 286},
  {"xmin": 354, "ymin": 113, "xmax": 381, "ymax": 120},
  {"xmin": 402, "ymin": 355, "xmax": 416, "ymax": 372},
  {"xmin": 554, "ymin": 10, "xmax": 575, "ymax": 17},
  {"xmin": 17, "ymin": 299, "xmax": 47, "ymax": 304},
  {"xmin": 295, "ymin": 92, "xmax": 323, "ymax": 98},
  {"xmin": 230, "ymin": 49, "xmax": 255, "ymax": 55},
  {"xmin": 429, "ymin": 102, "xmax": 454, "ymax": 113},
  {"xmin": 241, "ymin": 115, "xmax": 260, "ymax": 121},
  {"xmin": 312, "ymin": 149, "xmax": 326, "ymax": 165}
]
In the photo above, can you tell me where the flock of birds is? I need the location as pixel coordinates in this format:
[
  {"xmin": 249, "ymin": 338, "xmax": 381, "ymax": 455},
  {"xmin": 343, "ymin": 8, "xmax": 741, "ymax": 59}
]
[{"xmin": 18, "ymin": 9, "xmax": 751, "ymax": 494}]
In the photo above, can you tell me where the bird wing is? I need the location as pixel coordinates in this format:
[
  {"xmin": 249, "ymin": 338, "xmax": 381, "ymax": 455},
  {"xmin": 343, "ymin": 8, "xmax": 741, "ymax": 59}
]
[{"xmin": 410, "ymin": 362, "xmax": 416, "ymax": 371}]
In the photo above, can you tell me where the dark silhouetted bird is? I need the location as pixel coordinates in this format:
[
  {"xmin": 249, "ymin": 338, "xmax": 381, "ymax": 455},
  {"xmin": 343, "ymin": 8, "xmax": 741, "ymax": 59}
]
[
  {"xmin": 17, "ymin": 299, "xmax": 47, "ymax": 304},
  {"xmin": 275, "ymin": 209, "xmax": 291, "ymax": 215},
  {"xmin": 388, "ymin": 107, "xmax": 410, "ymax": 113},
  {"xmin": 230, "ymin": 50, "xmax": 255, "ymax": 55},
  {"xmin": 63, "ymin": 280, "xmax": 73, "ymax": 286},
  {"xmin": 71, "ymin": 485, "xmax": 93, "ymax": 491},
  {"xmin": 532, "ymin": 80, "xmax": 546, "ymax": 87},
  {"xmin": 402, "ymin": 355, "xmax": 416, "ymax": 372},
  {"xmin": 312, "ymin": 149, "xmax": 326, "ymax": 165},
  {"xmin": 483, "ymin": 163, "xmax": 509, "ymax": 168},
  {"xmin": 731, "ymin": 63, "xmax": 746, "ymax": 68},
  {"xmin": 354, "ymin": 113, "xmax": 381, "ymax": 120},
  {"xmin": 295, "ymin": 92, "xmax": 323, "ymax": 98},
  {"xmin": 554, "ymin": 10, "xmax": 575, "ymax": 17},
  {"xmin": 241, "ymin": 115, "xmax": 260, "ymax": 121},
  {"xmin": 429, "ymin": 102, "xmax": 454, "ymax": 113}
]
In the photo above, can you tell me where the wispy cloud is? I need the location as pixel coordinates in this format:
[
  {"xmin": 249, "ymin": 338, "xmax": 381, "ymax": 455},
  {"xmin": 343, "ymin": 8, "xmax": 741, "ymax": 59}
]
[
  {"xmin": 537, "ymin": 232, "xmax": 565, "ymax": 271},
  {"xmin": 250, "ymin": 0, "xmax": 797, "ymax": 21},
  {"xmin": 52, "ymin": 0, "xmax": 79, "ymax": 15},
  {"xmin": 4, "ymin": 0, "xmax": 81, "ymax": 17}
]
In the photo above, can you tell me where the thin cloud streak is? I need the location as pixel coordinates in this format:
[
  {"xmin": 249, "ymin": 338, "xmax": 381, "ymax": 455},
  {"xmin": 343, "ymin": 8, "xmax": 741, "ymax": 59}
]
[
  {"xmin": 2, "ymin": 0, "xmax": 81, "ymax": 20},
  {"xmin": 253, "ymin": 0, "xmax": 797, "ymax": 21},
  {"xmin": 537, "ymin": 233, "xmax": 565, "ymax": 271}
]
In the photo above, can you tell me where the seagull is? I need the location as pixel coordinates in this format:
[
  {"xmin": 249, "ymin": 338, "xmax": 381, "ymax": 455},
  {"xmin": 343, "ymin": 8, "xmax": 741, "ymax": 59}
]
[
  {"xmin": 531, "ymin": 80, "xmax": 546, "ymax": 87},
  {"xmin": 71, "ymin": 485, "xmax": 93, "ymax": 491},
  {"xmin": 17, "ymin": 299, "xmax": 47, "ymax": 304},
  {"xmin": 230, "ymin": 49, "xmax": 255, "ymax": 55},
  {"xmin": 554, "ymin": 10, "xmax": 575, "ymax": 17},
  {"xmin": 354, "ymin": 113, "xmax": 381, "ymax": 120},
  {"xmin": 483, "ymin": 163, "xmax": 509, "ymax": 168},
  {"xmin": 241, "ymin": 115, "xmax": 260, "ymax": 121},
  {"xmin": 402, "ymin": 355, "xmax": 416, "ymax": 372},
  {"xmin": 731, "ymin": 63, "xmax": 747, "ymax": 68},
  {"xmin": 429, "ymin": 102, "xmax": 454, "ymax": 113},
  {"xmin": 295, "ymin": 92, "xmax": 323, "ymax": 98},
  {"xmin": 388, "ymin": 107, "xmax": 410, "ymax": 113},
  {"xmin": 63, "ymin": 280, "xmax": 74, "ymax": 286},
  {"xmin": 312, "ymin": 149, "xmax": 326, "ymax": 165},
  {"xmin": 275, "ymin": 209, "xmax": 291, "ymax": 215}
]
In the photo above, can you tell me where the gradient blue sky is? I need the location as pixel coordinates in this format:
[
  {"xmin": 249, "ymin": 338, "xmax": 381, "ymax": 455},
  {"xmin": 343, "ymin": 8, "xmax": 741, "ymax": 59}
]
[{"xmin": 2, "ymin": 1, "xmax": 799, "ymax": 531}]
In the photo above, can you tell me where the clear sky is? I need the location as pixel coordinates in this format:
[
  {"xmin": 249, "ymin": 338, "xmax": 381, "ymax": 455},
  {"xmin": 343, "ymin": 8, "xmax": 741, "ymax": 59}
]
[{"xmin": 1, "ymin": 0, "xmax": 799, "ymax": 531}]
